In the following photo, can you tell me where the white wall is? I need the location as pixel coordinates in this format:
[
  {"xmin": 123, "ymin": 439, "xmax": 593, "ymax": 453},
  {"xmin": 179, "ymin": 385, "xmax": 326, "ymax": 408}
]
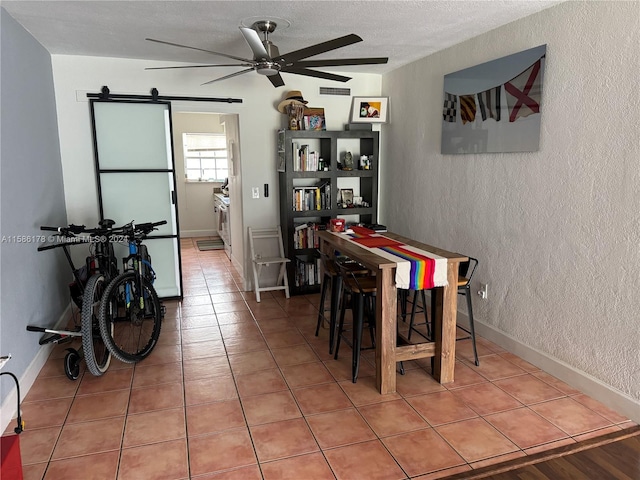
[
  {"xmin": 50, "ymin": 55, "xmax": 381, "ymax": 283},
  {"xmin": 381, "ymin": 0, "xmax": 640, "ymax": 411}
]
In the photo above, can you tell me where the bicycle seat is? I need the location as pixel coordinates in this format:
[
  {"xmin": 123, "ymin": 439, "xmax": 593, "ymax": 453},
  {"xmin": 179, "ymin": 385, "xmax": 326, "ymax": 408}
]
[{"xmin": 100, "ymin": 218, "xmax": 116, "ymax": 228}]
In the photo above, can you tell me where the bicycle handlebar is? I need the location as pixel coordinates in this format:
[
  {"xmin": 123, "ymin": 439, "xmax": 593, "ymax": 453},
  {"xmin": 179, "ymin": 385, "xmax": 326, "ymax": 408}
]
[
  {"xmin": 40, "ymin": 224, "xmax": 86, "ymax": 235},
  {"xmin": 39, "ymin": 219, "xmax": 167, "ymax": 245},
  {"xmin": 133, "ymin": 220, "xmax": 167, "ymax": 235},
  {"xmin": 37, "ymin": 241, "xmax": 78, "ymax": 252}
]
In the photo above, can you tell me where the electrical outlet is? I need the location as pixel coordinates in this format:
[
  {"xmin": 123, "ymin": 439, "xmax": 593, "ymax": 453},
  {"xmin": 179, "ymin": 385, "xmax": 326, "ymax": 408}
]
[
  {"xmin": 478, "ymin": 283, "xmax": 488, "ymax": 299},
  {"xmin": 252, "ymin": 187, "xmax": 259, "ymax": 199}
]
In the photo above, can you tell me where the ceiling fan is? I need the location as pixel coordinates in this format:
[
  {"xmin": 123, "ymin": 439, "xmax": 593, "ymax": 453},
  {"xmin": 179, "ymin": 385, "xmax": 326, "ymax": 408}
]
[{"xmin": 145, "ymin": 20, "xmax": 388, "ymax": 87}]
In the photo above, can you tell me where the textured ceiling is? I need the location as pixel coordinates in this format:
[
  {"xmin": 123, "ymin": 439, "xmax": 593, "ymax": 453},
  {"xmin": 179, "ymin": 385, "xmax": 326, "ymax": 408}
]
[{"xmin": 2, "ymin": 1, "xmax": 562, "ymax": 74}]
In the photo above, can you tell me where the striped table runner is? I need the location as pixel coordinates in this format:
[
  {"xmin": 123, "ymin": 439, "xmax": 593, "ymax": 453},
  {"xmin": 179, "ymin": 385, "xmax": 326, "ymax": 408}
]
[{"xmin": 334, "ymin": 231, "xmax": 448, "ymax": 289}]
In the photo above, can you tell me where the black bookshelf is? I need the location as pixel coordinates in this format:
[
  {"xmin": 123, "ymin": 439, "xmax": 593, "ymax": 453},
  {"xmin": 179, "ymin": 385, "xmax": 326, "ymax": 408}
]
[{"xmin": 277, "ymin": 129, "xmax": 379, "ymax": 295}]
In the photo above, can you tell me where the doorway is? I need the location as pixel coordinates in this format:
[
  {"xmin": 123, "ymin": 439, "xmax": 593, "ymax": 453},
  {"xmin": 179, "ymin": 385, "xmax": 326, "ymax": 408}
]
[
  {"xmin": 171, "ymin": 111, "xmax": 244, "ymax": 279},
  {"xmin": 172, "ymin": 113, "xmax": 227, "ymax": 239}
]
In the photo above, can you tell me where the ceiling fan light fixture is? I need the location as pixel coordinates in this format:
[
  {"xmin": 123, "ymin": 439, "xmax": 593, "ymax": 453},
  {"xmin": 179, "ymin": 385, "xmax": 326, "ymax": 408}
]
[{"xmin": 255, "ymin": 62, "xmax": 281, "ymax": 76}]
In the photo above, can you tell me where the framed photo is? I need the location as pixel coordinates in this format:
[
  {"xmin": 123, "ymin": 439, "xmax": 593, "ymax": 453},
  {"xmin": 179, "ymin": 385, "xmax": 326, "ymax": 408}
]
[
  {"xmin": 350, "ymin": 97, "xmax": 389, "ymax": 123},
  {"xmin": 277, "ymin": 151, "xmax": 285, "ymax": 172},
  {"xmin": 340, "ymin": 188, "xmax": 354, "ymax": 207},
  {"xmin": 277, "ymin": 129, "xmax": 286, "ymax": 172},
  {"xmin": 277, "ymin": 129, "xmax": 285, "ymax": 150}
]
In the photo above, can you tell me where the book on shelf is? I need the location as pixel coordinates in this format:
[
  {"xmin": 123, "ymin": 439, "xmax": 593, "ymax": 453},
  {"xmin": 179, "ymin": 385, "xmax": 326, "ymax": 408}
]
[
  {"xmin": 364, "ymin": 223, "xmax": 387, "ymax": 232},
  {"xmin": 292, "ymin": 142, "xmax": 321, "ymax": 172},
  {"xmin": 292, "ymin": 181, "xmax": 330, "ymax": 212},
  {"xmin": 292, "ymin": 222, "xmax": 326, "ymax": 249},
  {"xmin": 294, "ymin": 256, "xmax": 321, "ymax": 287}
]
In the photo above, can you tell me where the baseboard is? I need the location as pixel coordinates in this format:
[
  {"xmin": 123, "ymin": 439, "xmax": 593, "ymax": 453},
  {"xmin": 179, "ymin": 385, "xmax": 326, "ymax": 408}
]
[
  {"xmin": 469, "ymin": 316, "xmax": 640, "ymax": 423},
  {"xmin": 1, "ymin": 305, "xmax": 71, "ymax": 433},
  {"xmin": 180, "ymin": 229, "xmax": 217, "ymax": 238},
  {"xmin": 231, "ymin": 257, "xmax": 246, "ymax": 287}
]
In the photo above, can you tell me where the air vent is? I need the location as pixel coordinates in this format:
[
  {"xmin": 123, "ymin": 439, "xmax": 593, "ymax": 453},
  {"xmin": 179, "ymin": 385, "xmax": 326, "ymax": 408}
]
[{"xmin": 319, "ymin": 87, "xmax": 351, "ymax": 96}]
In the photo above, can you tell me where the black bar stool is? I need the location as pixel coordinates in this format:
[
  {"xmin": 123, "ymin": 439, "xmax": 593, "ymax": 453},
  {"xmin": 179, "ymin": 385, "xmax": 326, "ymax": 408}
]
[
  {"xmin": 455, "ymin": 257, "xmax": 480, "ymax": 366},
  {"xmin": 315, "ymin": 252, "xmax": 368, "ymax": 354},
  {"xmin": 333, "ymin": 259, "xmax": 377, "ymax": 383}
]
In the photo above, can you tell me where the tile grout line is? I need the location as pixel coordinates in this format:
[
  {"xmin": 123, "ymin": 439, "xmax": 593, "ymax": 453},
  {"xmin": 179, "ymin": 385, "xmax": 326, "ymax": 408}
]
[{"xmin": 113, "ymin": 359, "xmax": 136, "ymax": 480}]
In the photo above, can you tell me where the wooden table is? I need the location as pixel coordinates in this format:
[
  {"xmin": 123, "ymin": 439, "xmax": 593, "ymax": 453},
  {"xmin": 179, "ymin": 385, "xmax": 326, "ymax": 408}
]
[{"xmin": 318, "ymin": 231, "xmax": 467, "ymax": 394}]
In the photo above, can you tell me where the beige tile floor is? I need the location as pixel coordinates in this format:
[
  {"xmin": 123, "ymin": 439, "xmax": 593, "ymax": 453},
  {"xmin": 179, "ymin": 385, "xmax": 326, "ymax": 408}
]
[{"xmin": 5, "ymin": 238, "xmax": 636, "ymax": 479}]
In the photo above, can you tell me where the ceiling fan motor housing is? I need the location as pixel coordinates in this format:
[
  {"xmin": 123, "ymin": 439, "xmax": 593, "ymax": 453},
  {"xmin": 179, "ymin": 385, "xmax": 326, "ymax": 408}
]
[{"xmin": 262, "ymin": 40, "xmax": 280, "ymax": 60}]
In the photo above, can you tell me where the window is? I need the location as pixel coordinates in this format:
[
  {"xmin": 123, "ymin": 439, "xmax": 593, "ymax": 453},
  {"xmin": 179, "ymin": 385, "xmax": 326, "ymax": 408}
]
[{"xmin": 183, "ymin": 133, "xmax": 228, "ymax": 182}]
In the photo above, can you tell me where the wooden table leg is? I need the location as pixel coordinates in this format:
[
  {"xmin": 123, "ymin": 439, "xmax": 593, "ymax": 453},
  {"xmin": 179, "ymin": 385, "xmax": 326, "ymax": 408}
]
[
  {"xmin": 376, "ymin": 267, "xmax": 397, "ymax": 394},
  {"xmin": 432, "ymin": 261, "xmax": 459, "ymax": 383}
]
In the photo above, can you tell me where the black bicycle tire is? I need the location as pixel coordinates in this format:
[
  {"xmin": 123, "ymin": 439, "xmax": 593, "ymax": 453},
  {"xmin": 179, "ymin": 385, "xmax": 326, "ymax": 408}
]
[
  {"xmin": 81, "ymin": 274, "xmax": 112, "ymax": 376},
  {"xmin": 98, "ymin": 271, "xmax": 162, "ymax": 363}
]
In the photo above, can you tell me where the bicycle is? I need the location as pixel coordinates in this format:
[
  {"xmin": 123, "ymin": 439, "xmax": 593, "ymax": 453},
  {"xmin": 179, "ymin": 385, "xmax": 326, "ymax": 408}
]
[
  {"xmin": 99, "ymin": 220, "xmax": 166, "ymax": 363},
  {"xmin": 28, "ymin": 219, "xmax": 120, "ymax": 379}
]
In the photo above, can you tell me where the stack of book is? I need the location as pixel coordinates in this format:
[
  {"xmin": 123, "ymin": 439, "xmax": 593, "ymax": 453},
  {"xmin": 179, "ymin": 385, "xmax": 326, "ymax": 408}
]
[
  {"xmin": 294, "ymin": 256, "xmax": 321, "ymax": 287},
  {"xmin": 292, "ymin": 181, "xmax": 330, "ymax": 211},
  {"xmin": 364, "ymin": 223, "xmax": 387, "ymax": 232},
  {"xmin": 292, "ymin": 143, "xmax": 321, "ymax": 172},
  {"xmin": 293, "ymin": 222, "xmax": 327, "ymax": 249}
]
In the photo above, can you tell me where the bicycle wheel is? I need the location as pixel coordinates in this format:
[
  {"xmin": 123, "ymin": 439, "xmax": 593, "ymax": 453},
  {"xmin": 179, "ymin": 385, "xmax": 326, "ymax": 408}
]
[
  {"xmin": 99, "ymin": 271, "xmax": 162, "ymax": 363},
  {"xmin": 81, "ymin": 274, "xmax": 112, "ymax": 376}
]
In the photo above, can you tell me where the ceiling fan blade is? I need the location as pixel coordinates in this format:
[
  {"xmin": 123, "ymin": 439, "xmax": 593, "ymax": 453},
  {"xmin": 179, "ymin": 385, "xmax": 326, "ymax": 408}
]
[
  {"xmin": 239, "ymin": 27, "xmax": 270, "ymax": 60},
  {"xmin": 201, "ymin": 68, "xmax": 255, "ymax": 86},
  {"xmin": 146, "ymin": 63, "xmax": 253, "ymax": 70},
  {"xmin": 146, "ymin": 38, "xmax": 253, "ymax": 63},
  {"xmin": 293, "ymin": 57, "xmax": 388, "ymax": 68},
  {"xmin": 268, "ymin": 73, "xmax": 285, "ymax": 88},
  {"xmin": 281, "ymin": 67, "xmax": 352, "ymax": 83},
  {"xmin": 277, "ymin": 34, "xmax": 362, "ymax": 63}
]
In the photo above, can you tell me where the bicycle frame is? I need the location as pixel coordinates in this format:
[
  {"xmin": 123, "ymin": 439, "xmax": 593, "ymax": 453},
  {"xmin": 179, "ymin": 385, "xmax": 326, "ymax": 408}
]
[
  {"xmin": 93, "ymin": 236, "xmax": 118, "ymax": 281},
  {"xmin": 122, "ymin": 238, "xmax": 156, "ymax": 310}
]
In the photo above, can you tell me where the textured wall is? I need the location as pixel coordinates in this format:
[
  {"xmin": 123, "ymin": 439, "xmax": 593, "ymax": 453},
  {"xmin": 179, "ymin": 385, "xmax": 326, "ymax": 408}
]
[{"xmin": 380, "ymin": 1, "xmax": 640, "ymax": 400}]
